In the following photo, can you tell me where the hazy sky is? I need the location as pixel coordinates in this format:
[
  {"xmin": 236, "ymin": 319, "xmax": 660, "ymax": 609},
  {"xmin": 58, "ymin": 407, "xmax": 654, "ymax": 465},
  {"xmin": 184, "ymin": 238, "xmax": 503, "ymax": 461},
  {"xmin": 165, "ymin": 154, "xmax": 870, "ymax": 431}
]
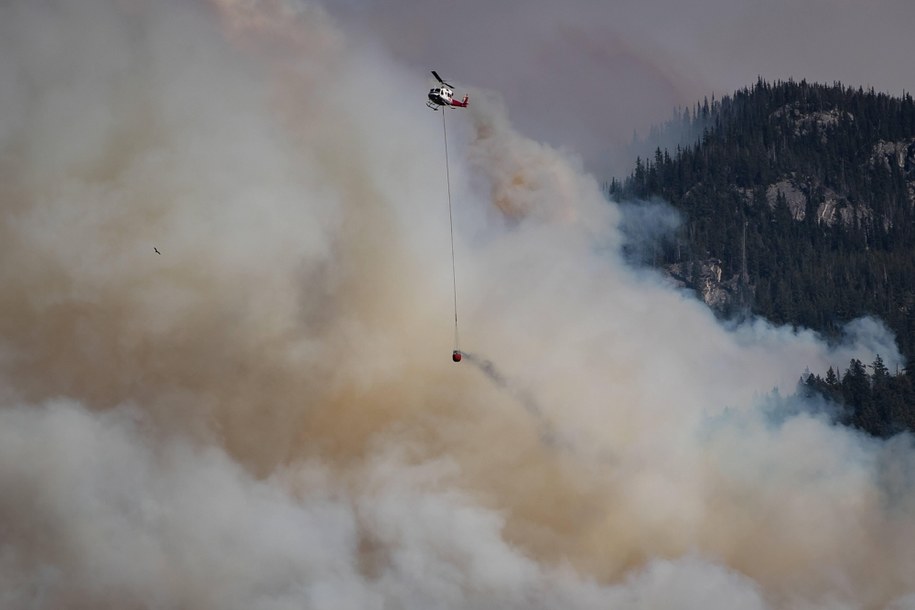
[
  {"xmin": 328, "ymin": 0, "xmax": 915, "ymax": 175},
  {"xmin": 2, "ymin": 1, "xmax": 915, "ymax": 608}
]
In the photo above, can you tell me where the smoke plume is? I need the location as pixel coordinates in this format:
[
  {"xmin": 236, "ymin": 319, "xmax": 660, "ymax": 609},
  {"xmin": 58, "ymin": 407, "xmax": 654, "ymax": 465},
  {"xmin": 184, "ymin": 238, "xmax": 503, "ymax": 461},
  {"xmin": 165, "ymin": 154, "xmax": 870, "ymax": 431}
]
[
  {"xmin": 1, "ymin": 1, "xmax": 913, "ymax": 609},
  {"xmin": 327, "ymin": 0, "xmax": 915, "ymax": 176}
]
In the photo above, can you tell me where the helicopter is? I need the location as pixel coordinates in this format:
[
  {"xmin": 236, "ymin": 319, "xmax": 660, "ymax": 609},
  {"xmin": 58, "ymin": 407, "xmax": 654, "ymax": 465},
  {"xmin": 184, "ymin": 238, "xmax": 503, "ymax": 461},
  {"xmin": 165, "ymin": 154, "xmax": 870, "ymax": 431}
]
[{"xmin": 427, "ymin": 71, "xmax": 469, "ymax": 110}]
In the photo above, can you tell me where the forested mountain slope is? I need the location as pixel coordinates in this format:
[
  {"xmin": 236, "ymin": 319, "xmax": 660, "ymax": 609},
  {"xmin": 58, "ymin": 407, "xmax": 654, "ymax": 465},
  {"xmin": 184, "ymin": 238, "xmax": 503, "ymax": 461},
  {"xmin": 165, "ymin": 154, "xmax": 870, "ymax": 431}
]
[{"xmin": 609, "ymin": 79, "xmax": 915, "ymax": 434}]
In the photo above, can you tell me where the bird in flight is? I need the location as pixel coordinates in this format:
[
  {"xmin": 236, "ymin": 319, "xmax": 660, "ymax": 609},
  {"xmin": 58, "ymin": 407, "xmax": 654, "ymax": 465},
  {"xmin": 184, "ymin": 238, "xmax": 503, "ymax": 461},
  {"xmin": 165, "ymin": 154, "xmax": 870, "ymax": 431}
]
[{"xmin": 154, "ymin": 247, "xmax": 161, "ymax": 255}]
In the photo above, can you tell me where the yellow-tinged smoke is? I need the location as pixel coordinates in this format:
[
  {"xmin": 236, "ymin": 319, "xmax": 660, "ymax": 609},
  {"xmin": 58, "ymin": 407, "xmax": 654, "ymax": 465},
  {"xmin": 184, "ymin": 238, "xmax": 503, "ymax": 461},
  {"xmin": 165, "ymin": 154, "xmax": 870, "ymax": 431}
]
[{"xmin": 1, "ymin": 1, "xmax": 913, "ymax": 609}]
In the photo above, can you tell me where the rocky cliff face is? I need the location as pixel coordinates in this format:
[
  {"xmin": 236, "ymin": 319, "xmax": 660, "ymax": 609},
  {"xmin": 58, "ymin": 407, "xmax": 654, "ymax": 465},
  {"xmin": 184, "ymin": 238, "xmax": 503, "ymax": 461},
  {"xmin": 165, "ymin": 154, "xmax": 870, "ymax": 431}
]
[
  {"xmin": 745, "ymin": 136, "xmax": 915, "ymax": 227},
  {"xmin": 664, "ymin": 258, "xmax": 748, "ymax": 312},
  {"xmin": 772, "ymin": 103, "xmax": 854, "ymax": 142},
  {"xmin": 757, "ymin": 175, "xmax": 868, "ymax": 226},
  {"xmin": 871, "ymin": 138, "xmax": 915, "ymax": 207}
]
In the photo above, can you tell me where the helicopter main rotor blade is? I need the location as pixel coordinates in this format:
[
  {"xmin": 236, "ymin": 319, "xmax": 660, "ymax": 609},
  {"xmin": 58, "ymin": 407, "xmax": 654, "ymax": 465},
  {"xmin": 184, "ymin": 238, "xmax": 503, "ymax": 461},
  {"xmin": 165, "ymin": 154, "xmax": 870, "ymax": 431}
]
[{"xmin": 431, "ymin": 70, "xmax": 455, "ymax": 88}]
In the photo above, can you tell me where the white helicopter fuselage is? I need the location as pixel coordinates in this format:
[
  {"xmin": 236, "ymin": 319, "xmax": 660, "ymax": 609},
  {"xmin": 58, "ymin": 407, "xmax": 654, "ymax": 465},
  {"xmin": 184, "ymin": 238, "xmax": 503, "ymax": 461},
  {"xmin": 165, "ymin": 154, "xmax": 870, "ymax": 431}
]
[{"xmin": 428, "ymin": 86, "xmax": 454, "ymax": 107}]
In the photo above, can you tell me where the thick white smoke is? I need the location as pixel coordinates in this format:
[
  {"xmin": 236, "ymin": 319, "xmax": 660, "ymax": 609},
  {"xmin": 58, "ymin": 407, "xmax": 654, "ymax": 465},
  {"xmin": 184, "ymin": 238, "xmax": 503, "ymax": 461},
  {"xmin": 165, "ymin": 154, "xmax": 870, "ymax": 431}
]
[{"xmin": 1, "ymin": 1, "xmax": 913, "ymax": 609}]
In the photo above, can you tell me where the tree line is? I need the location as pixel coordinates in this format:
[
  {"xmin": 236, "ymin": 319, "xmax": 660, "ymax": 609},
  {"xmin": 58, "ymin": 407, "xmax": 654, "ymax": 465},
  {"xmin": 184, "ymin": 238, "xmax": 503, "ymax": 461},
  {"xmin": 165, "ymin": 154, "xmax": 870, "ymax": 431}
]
[{"xmin": 797, "ymin": 356, "xmax": 915, "ymax": 437}]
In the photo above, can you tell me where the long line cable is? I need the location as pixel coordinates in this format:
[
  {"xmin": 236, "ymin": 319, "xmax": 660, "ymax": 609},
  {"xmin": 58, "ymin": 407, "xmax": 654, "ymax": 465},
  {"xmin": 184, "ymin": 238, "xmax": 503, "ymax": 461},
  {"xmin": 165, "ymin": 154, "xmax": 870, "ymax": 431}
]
[{"xmin": 441, "ymin": 109, "xmax": 459, "ymax": 350}]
